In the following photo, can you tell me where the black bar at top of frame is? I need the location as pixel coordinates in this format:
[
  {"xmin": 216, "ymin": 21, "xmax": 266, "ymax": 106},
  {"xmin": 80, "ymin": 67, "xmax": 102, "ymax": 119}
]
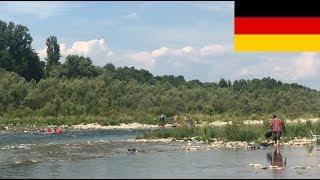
[{"xmin": 235, "ymin": 0, "xmax": 320, "ymax": 17}]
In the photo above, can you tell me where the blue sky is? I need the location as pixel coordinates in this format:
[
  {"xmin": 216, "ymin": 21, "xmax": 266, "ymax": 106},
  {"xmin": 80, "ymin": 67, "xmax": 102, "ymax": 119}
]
[{"xmin": 1, "ymin": 1, "xmax": 320, "ymax": 90}]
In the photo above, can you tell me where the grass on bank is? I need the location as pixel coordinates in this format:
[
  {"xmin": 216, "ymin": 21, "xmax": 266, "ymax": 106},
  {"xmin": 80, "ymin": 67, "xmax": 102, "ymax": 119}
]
[
  {"xmin": 136, "ymin": 120, "xmax": 320, "ymax": 143},
  {"xmin": 1, "ymin": 114, "xmax": 320, "ymax": 144}
]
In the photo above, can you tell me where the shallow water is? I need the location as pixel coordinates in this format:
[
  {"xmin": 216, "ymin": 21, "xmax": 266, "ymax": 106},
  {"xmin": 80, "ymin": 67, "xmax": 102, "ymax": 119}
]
[{"xmin": 0, "ymin": 129, "xmax": 319, "ymax": 179}]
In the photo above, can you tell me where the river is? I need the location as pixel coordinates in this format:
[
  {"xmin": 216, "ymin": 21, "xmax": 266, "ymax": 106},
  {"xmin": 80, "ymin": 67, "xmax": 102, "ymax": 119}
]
[{"xmin": 0, "ymin": 129, "xmax": 319, "ymax": 179}]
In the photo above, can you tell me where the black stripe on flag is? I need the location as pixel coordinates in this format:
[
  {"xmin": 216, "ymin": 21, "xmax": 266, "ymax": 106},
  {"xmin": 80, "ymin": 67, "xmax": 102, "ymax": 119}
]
[{"xmin": 235, "ymin": 1, "xmax": 320, "ymax": 17}]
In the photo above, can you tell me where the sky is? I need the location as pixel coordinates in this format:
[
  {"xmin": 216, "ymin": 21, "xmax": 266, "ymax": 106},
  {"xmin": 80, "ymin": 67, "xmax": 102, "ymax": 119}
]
[{"xmin": 1, "ymin": 1, "xmax": 320, "ymax": 90}]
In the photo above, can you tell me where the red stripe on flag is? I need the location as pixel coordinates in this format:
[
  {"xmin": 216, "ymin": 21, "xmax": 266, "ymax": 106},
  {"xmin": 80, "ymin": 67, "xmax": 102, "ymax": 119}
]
[{"xmin": 235, "ymin": 17, "xmax": 320, "ymax": 34}]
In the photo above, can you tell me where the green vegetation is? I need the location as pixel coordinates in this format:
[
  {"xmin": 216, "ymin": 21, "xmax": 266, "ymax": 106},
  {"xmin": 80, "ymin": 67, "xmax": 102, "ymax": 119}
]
[
  {"xmin": 45, "ymin": 35, "xmax": 62, "ymax": 77},
  {"xmin": 1, "ymin": 19, "xmax": 320, "ymax": 128},
  {"xmin": 0, "ymin": 20, "xmax": 44, "ymax": 81},
  {"xmin": 1, "ymin": 67, "xmax": 320, "ymax": 127},
  {"xmin": 136, "ymin": 120, "xmax": 320, "ymax": 143}
]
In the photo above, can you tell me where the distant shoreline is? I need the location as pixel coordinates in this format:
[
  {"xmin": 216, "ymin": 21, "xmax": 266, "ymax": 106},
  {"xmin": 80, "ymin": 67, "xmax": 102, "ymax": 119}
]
[
  {"xmin": 71, "ymin": 117, "xmax": 320, "ymax": 130},
  {"xmin": 1, "ymin": 118, "xmax": 319, "ymax": 133}
]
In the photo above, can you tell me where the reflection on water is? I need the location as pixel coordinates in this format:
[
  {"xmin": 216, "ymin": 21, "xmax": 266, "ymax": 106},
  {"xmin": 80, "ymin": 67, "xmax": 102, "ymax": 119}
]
[
  {"xmin": 266, "ymin": 148, "xmax": 286, "ymax": 177},
  {"xmin": 306, "ymin": 144, "xmax": 314, "ymax": 154},
  {"xmin": 1, "ymin": 129, "xmax": 320, "ymax": 179}
]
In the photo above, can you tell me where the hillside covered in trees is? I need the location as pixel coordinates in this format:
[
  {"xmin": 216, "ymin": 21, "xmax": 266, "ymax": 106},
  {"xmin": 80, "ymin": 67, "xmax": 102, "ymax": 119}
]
[{"xmin": 1, "ymin": 19, "xmax": 320, "ymax": 125}]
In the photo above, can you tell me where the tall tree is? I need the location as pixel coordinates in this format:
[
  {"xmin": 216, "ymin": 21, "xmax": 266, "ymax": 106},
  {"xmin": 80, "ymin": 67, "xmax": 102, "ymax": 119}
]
[
  {"xmin": 45, "ymin": 36, "xmax": 61, "ymax": 76},
  {"xmin": 0, "ymin": 20, "xmax": 44, "ymax": 81}
]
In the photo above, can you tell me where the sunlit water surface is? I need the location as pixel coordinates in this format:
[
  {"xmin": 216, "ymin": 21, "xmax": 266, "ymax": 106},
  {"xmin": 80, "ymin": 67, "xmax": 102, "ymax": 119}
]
[{"xmin": 1, "ymin": 129, "xmax": 319, "ymax": 179}]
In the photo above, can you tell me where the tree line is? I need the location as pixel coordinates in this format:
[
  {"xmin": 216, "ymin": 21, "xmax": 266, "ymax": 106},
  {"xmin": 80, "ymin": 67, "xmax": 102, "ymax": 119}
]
[{"xmin": 1, "ymin": 19, "xmax": 320, "ymax": 123}]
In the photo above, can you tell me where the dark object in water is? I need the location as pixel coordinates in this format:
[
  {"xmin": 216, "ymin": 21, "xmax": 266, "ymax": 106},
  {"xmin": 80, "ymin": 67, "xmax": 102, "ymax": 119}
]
[
  {"xmin": 247, "ymin": 142, "xmax": 273, "ymax": 150},
  {"xmin": 266, "ymin": 152, "xmax": 273, "ymax": 163},
  {"xmin": 265, "ymin": 131, "xmax": 272, "ymax": 138},
  {"xmin": 128, "ymin": 148, "xmax": 137, "ymax": 154},
  {"xmin": 260, "ymin": 142, "xmax": 273, "ymax": 147}
]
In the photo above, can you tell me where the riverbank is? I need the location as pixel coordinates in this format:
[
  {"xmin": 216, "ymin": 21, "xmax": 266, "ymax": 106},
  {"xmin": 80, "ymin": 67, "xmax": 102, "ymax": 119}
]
[
  {"xmin": 1, "ymin": 117, "xmax": 319, "ymax": 133},
  {"xmin": 1, "ymin": 123, "xmax": 317, "ymax": 150},
  {"xmin": 72, "ymin": 117, "xmax": 320, "ymax": 129},
  {"xmin": 1, "ymin": 120, "xmax": 319, "ymax": 162}
]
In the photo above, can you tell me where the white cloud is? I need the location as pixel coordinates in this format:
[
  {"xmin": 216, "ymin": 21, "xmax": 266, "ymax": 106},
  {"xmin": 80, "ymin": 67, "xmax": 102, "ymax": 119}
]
[
  {"xmin": 120, "ymin": 44, "xmax": 229, "ymax": 70},
  {"xmin": 0, "ymin": 1, "xmax": 77, "ymax": 19},
  {"xmin": 36, "ymin": 38, "xmax": 320, "ymax": 89},
  {"xmin": 232, "ymin": 52, "xmax": 320, "ymax": 82},
  {"xmin": 266, "ymin": 52, "xmax": 319, "ymax": 81},
  {"xmin": 150, "ymin": 45, "xmax": 228, "ymax": 59},
  {"xmin": 36, "ymin": 48, "xmax": 47, "ymax": 61},
  {"xmin": 37, "ymin": 39, "xmax": 230, "ymax": 74},
  {"xmin": 293, "ymin": 53, "xmax": 318, "ymax": 79},
  {"xmin": 37, "ymin": 39, "xmax": 113, "ymax": 66},
  {"xmin": 151, "ymin": 47, "xmax": 169, "ymax": 58},
  {"xmin": 123, "ymin": 12, "xmax": 140, "ymax": 20},
  {"xmin": 174, "ymin": 46, "xmax": 194, "ymax": 56},
  {"xmin": 193, "ymin": 1, "xmax": 234, "ymax": 13},
  {"xmin": 200, "ymin": 45, "xmax": 228, "ymax": 56},
  {"xmin": 239, "ymin": 68, "xmax": 249, "ymax": 76},
  {"xmin": 122, "ymin": 52, "xmax": 155, "ymax": 70}
]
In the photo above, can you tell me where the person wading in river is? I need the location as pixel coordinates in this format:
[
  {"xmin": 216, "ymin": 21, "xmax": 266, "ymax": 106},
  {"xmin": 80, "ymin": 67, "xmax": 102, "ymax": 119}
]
[
  {"xmin": 159, "ymin": 114, "xmax": 166, "ymax": 128},
  {"xmin": 270, "ymin": 115, "xmax": 285, "ymax": 148}
]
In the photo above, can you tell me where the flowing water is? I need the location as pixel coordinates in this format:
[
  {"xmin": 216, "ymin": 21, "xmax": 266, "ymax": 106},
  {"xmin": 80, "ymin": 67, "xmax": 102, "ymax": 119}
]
[{"xmin": 0, "ymin": 129, "xmax": 319, "ymax": 179}]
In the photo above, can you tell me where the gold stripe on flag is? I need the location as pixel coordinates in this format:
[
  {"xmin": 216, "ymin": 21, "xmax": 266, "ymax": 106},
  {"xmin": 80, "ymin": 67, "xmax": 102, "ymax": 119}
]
[{"xmin": 235, "ymin": 34, "xmax": 320, "ymax": 52}]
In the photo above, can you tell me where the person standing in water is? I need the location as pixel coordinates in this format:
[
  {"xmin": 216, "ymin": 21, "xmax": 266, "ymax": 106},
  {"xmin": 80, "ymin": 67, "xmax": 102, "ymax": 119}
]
[
  {"xmin": 173, "ymin": 115, "xmax": 178, "ymax": 127},
  {"xmin": 270, "ymin": 115, "xmax": 285, "ymax": 148},
  {"xmin": 159, "ymin": 114, "xmax": 166, "ymax": 128}
]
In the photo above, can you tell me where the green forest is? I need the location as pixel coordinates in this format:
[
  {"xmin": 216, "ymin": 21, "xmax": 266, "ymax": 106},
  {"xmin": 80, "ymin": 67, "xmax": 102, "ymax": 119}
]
[{"xmin": 1, "ymin": 19, "xmax": 320, "ymax": 126}]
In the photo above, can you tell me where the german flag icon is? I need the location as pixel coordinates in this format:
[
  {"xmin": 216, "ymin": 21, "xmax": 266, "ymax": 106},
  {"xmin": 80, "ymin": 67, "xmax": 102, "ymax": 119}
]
[{"xmin": 234, "ymin": 1, "xmax": 320, "ymax": 52}]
